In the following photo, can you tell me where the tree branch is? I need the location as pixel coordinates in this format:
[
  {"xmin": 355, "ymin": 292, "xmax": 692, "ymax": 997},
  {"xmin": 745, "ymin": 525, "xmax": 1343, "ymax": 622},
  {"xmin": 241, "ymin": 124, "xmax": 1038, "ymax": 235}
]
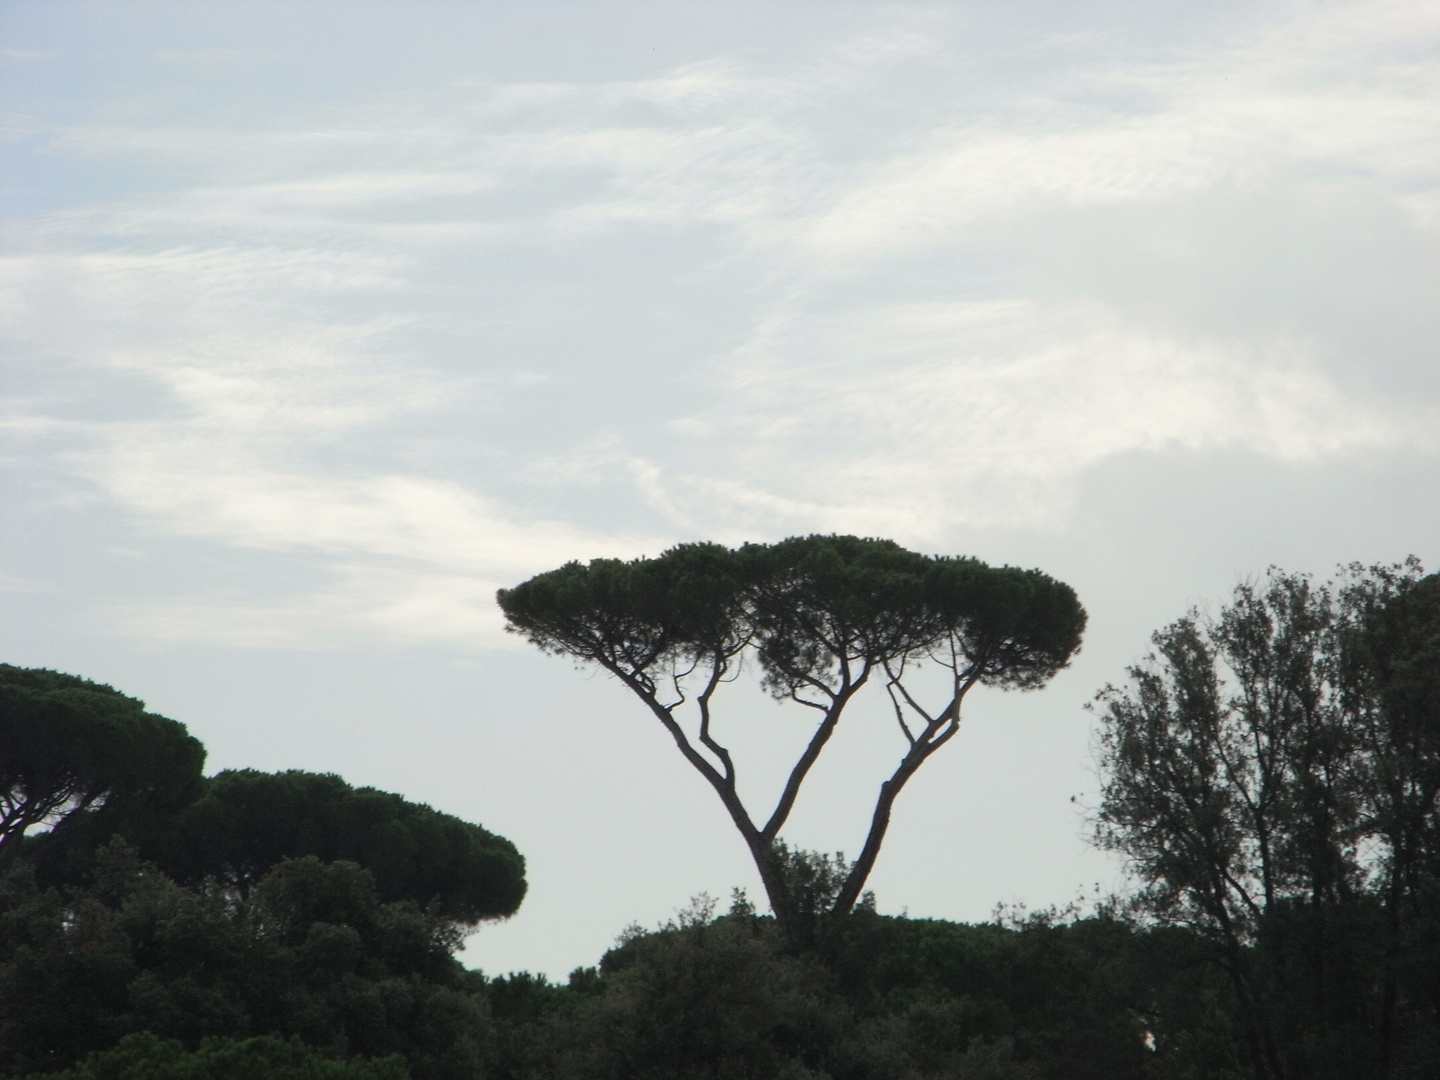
[
  {"xmin": 696, "ymin": 652, "xmax": 737, "ymax": 785},
  {"xmin": 830, "ymin": 663, "xmax": 980, "ymax": 916},
  {"xmin": 607, "ymin": 664, "xmax": 760, "ymax": 844},
  {"xmin": 886, "ymin": 681, "xmax": 916, "ymax": 746},
  {"xmin": 761, "ymin": 661, "xmax": 873, "ymax": 841}
]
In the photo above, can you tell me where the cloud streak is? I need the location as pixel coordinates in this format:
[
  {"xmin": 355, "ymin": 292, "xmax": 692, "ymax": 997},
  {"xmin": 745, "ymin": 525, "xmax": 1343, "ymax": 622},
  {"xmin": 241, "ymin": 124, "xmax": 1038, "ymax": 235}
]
[
  {"xmin": 662, "ymin": 300, "xmax": 1436, "ymax": 540},
  {"xmin": 3, "ymin": 0, "xmax": 1437, "ymax": 647}
]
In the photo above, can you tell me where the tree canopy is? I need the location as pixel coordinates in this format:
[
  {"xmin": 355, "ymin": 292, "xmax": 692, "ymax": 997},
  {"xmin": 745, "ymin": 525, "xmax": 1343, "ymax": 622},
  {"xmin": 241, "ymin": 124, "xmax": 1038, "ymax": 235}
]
[
  {"xmin": 498, "ymin": 534, "xmax": 1085, "ymax": 940},
  {"xmin": 0, "ymin": 665, "xmax": 525, "ymax": 926},
  {"xmin": 148, "ymin": 769, "xmax": 527, "ymax": 924},
  {"xmin": 0, "ymin": 667, "xmax": 204, "ymax": 858}
]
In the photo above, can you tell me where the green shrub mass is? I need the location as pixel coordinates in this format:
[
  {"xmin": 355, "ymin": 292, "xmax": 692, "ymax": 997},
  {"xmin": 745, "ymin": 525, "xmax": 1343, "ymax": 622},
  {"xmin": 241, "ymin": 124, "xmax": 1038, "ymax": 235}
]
[
  {"xmin": 1, "ymin": 830, "xmax": 1434, "ymax": 1079},
  {"xmin": 0, "ymin": 844, "xmax": 491, "ymax": 1079},
  {"xmin": 24, "ymin": 1032, "xmax": 407, "ymax": 1080}
]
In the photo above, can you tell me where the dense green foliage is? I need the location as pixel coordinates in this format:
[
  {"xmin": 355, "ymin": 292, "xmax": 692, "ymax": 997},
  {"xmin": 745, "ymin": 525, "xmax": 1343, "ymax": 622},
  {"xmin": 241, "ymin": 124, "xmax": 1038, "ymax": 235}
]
[
  {"xmin": 0, "ymin": 842, "xmax": 1248, "ymax": 1080},
  {"xmin": 46, "ymin": 769, "xmax": 526, "ymax": 925},
  {"xmin": 0, "ymin": 840, "xmax": 494, "ymax": 1079},
  {"xmin": 0, "ymin": 668, "xmax": 204, "ymax": 857},
  {"xmin": 499, "ymin": 535, "xmax": 1085, "ymax": 941},
  {"xmin": 24, "ymin": 1032, "xmax": 408, "ymax": 1080},
  {"xmin": 491, "ymin": 902, "xmax": 1240, "ymax": 1080}
]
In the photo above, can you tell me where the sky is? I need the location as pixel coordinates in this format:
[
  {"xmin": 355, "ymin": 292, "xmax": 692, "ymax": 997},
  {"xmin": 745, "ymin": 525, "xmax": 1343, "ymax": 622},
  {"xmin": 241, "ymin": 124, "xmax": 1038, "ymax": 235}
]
[{"xmin": 2, "ymin": 0, "xmax": 1438, "ymax": 979}]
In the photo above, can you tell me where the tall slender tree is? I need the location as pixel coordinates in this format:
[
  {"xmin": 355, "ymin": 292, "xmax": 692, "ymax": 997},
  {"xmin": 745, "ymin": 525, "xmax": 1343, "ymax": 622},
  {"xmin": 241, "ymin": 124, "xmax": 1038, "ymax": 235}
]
[
  {"xmin": 498, "ymin": 535, "xmax": 1085, "ymax": 942},
  {"xmin": 1093, "ymin": 561, "xmax": 1440, "ymax": 1080},
  {"xmin": 1334, "ymin": 563, "xmax": 1440, "ymax": 1076}
]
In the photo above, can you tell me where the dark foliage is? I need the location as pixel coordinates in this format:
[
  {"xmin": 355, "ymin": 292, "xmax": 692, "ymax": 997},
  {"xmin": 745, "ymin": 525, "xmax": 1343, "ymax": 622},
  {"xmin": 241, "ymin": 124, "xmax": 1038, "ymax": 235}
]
[
  {"xmin": 143, "ymin": 770, "xmax": 523, "ymax": 924},
  {"xmin": 0, "ymin": 843, "xmax": 493, "ymax": 1080},
  {"xmin": 22, "ymin": 1031, "xmax": 408, "ymax": 1080},
  {"xmin": 0, "ymin": 668, "xmax": 204, "ymax": 859},
  {"xmin": 506, "ymin": 905, "xmax": 1244, "ymax": 1080},
  {"xmin": 3, "ymin": 667, "xmax": 523, "ymax": 928},
  {"xmin": 0, "ymin": 667, "xmax": 524, "ymax": 1080},
  {"xmin": 1093, "ymin": 564, "xmax": 1440, "ymax": 1079}
]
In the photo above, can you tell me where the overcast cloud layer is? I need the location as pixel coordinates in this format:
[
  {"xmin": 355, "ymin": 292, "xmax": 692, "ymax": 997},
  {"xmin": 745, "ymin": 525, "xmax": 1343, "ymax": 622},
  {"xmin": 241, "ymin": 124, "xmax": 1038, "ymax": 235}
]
[{"xmin": 3, "ymin": 0, "xmax": 1439, "ymax": 977}]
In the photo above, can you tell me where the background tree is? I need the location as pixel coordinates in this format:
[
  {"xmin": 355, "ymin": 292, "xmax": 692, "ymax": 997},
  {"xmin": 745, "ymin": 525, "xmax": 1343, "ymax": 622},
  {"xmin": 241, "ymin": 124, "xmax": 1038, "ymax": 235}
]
[
  {"xmin": 498, "ymin": 535, "xmax": 1085, "ymax": 943},
  {"xmin": 0, "ymin": 665, "xmax": 528, "ymax": 1079},
  {"xmin": 1334, "ymin": 565, "xmax": 1440, "ymax": 1075},
  {"xmin": 28, "ymin": 767, "xmax": 525, "ymax": 929},
  {"xmin": 140, "ymin": 770, "xmax": 526, "ymax": 925},
  {"xmin": 1092, "ymin": 562, "xmax": 1440, "ymax": 1080},
  {"xmin": 0, "ymin": 667, "xmax": 204, "ymax": 859}
]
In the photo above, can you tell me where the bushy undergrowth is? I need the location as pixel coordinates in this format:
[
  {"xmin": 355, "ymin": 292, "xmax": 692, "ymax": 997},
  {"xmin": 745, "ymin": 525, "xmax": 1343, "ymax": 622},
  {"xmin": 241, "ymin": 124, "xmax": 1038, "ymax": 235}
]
[
  {"xmin": 22, "ymin": 1033, "xmax": 408, "ymax": 1080},
  {"xmin": 0, "ymin": 844, "xmax": 489, "ymax": 1080},
  {"xmin": 0, "ymin": 843, "xmax": 1217, "ymax": 1080},
  {"xmin": 8, "ymin": 836, "xmax": 1439, "ymax": 1080},
  {"xmin": 483, "ymin": 898, "xmax": 1232, "ymax": 1080}
]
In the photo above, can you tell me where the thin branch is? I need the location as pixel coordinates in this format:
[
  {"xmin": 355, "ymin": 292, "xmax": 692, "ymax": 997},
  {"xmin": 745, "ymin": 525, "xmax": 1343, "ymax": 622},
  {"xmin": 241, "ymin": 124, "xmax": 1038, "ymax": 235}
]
[
  {"xmin": 883, "ymin": 657, "xmax": 918, "ymax": 743},
  {"xmin": 788, "ymin": 687, "xmax": 831, "ymax": 713},
  {"xmin": 608, "ymin": 663, "xmax": 761, "ymax": 844},
  {"xmin": 886, "ymin": 681, "xmax": 916, "ymax": 746},
  {"xmin": 662, "ymin": 666, "xmax": 690, "ymax": 713},
  {"xmin": 696, "ymin": 652, "xmax": 737, "ymax": 784},
  {"xmin": 1220, "ymin": 864, "xmax": 1266, "ymax": 924},
  {"xmin": 830, "ymin": 657, "xmax": 986, "ymax": 916},
  {"xmin": 761, "ymin": 660, "xmax": 874, "ymax": 841},
  {"xmin": 790, "ymin": 667, "xmax": 841, "ymax": 703},
  {"xmin": 885, "ymin": 662, "xmax": 940, "ymax": 729}
]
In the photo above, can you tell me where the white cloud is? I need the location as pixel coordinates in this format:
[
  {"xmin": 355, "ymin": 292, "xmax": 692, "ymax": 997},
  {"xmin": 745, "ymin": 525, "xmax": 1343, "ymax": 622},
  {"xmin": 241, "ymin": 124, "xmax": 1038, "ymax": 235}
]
[
  {"xmin": 663, "ymin": 300, "xmax": 1436, "ymax": 539},
  {"xmin": 4, "ymin": 0, "xmax": 1437, "ymax": 649},
  {"xmin": 96, "ymin": 446, "xmax": 654, "ymax": 575},
  {"xmin": 19, "ymin": 2, "xmax": 1436, "ymax": 259},
  {"xmin": 86, "ymin": 448, "xmax": 664, "ymax": 647},
  {"xmin": 2, "ymin": 229, "xmax": 663, "ymax": 648},
  {"xmin": 109, "ymin": 564, "xmax": 525, "ymax": 649},
  {"xmin": 804, "ymin": 5, "xmax": 1440, "ymax": 260}
]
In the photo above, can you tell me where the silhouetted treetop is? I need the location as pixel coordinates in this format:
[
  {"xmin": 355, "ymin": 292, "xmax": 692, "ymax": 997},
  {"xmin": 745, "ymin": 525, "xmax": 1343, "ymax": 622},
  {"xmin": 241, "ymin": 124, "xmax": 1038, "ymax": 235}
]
[
  {"xmin": 0, "ymin": 665, "xmax": 204, "ymax": 857},
  {"xmin": 157, "ymin": 769, "xmax": 526, "ymax": 924},
  {"xmin": 499, "ymin": 535, "xmax": 1085, "ymax": 943},
  {"xmin": 499, "ymin": 535, "xmax": 1084, "ymax": 693}
]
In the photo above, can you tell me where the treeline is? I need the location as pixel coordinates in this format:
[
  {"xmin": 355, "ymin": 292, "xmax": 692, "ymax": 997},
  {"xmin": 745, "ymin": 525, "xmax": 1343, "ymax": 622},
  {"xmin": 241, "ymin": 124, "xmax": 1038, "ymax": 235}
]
[
  {"xmin": 0, "ymin": 833, "xmax": 1229, "ymax": 1080},
  {"xmin": 1, "ymin": 554, "xmax": 1437, "ymax": 1079}
]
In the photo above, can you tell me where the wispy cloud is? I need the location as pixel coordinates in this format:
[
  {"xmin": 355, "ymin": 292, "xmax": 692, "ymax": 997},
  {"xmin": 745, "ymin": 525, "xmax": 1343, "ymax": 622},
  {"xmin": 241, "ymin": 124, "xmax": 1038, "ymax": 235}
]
[
  {"xmin": 1, "ymin": 237, "xmax": 661, "ymax": 646},
  {"xmin": 100, "ymin": 568, "xmax": 494, "ymax": 650},
  {"xmin": 804, "ymin": 6, "xmax": 1440, "ymax": 260},
  {"xmin": 661, "ymin": 300, "xmax": 1436, "ymax": 540},
  {"xmin": 3, "ymin": 0, "xmax": 1436, "ymax": 648}
]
